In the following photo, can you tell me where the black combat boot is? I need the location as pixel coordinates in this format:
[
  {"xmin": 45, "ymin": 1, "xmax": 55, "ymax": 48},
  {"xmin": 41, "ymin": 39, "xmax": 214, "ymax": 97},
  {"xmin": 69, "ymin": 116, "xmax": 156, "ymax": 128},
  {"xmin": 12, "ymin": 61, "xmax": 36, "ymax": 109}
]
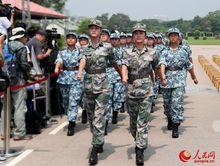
[
  {"xmin": 112, "ymin": 111, "xmax": 118, "ymax": 124},
  {"xmin": 104, "ymin": 120, "xmax": 109, "ymax": 136},
  {"xmin": 88, "ymin": 147, "xmax": 98, "ymax": 165},
  {"xmin": 167, "ymin": 118, "xmax": 173, "ymax": 130},
  {"xmin": 150, "ymin": 102, "xmax": 154, "ymax": 113},
  {"xmin": 135, "ymin": 146, "xmax": 144, "ymax": 165},
  {"xmin": 81, "ymin": 109, "xmax": 87, "ymax": 124},
  {"xmin": 120, "ymin": 102, "xmax": 125, "ymax": 113},
  {"xmin": 172, "ymin": 123, "xmax": 180, "ymax": 138},
  {"xmin": 96, "ymin": 145, "xmax": 103, "ymax": 153},
  {"xmin": 67, "ymin": 121, "xmax": 75, "ymax": 136}
]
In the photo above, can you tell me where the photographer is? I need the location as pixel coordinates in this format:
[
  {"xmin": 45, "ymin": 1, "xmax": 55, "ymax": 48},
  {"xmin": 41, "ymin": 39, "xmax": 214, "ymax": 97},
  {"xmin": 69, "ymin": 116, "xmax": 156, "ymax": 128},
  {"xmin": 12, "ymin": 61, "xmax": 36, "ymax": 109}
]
[
  {"xmin": 27, "ymin": 30, "xmax": 52, "ymax": 65},
  {"xmin": 0, "ymin": 0, "xmax": 14, "ymax": 40},
  {"xmin": 5, "ymin": 27, "xmax": 32, "ymax": 140}
]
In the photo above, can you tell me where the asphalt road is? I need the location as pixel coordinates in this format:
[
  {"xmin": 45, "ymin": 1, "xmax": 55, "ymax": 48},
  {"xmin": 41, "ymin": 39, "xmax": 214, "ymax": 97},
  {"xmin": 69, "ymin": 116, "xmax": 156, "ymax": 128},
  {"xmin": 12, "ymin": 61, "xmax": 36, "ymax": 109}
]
[{"xmin": 1, "ymin": 46, "xmax": 220, "ymax": 166}]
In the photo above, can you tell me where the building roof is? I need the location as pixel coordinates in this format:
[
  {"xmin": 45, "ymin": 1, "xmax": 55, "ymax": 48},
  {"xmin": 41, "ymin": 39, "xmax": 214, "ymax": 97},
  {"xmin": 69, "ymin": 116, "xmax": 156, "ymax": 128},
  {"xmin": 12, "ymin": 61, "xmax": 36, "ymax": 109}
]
[{"xmin": 2, "ymin": 0, "xmax": 67, "ymax": 19}]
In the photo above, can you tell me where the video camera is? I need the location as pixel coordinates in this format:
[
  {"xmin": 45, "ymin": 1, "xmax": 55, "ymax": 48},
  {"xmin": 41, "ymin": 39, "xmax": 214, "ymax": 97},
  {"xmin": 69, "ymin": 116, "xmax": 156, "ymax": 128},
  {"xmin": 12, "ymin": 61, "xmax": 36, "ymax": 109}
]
[
  {"xmin": 41, "ymin": 28, "xmax": 61, "ymax": 74},
  {"xmin": 46, "ymin": 28, "xmax": 61, "ymax": 41},
  {"xmin": 0, "ymin": 2, "xmax": 16, "ymax": 19}
]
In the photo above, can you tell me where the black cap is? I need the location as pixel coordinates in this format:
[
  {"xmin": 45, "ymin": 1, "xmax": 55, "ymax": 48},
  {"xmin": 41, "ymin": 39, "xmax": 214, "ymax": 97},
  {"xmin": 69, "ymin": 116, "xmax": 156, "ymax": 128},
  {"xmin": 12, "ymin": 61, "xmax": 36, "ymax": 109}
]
[{"xmin": 36, "ymin": 30, "xmax": 47, "ymax": 37}]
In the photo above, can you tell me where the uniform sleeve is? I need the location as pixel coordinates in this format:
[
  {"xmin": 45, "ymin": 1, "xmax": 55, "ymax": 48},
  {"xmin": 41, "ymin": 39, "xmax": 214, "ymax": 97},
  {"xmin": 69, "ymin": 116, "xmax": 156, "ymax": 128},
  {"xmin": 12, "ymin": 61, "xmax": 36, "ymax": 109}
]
[
  {"xmin": 158, "ymin": 50, "xmax": 167, "ymax": 66},
  {"xmin": 121, "ymin": 50, "xmax": 129, "ymax": 67},
  {"xmin": 185, "ymin": 61, "xmax": 193, "ymax": 71},
  {"xmin": 78, "ymin": 47, "xmax": 87, "ymax": 61},
  {"xmin": 184, "ymin": 52, "xmax": 193, "ymax": 70},
  {"xmin": 107, "ymin": 46, "xmax": 116, "ymax": 66},
  {"xmin": 183, "ymin": 45, "xmax": 192, "ymax": 58},
  {"xmin": 55, "ymin": 51, "xmax": 63, "ymax": 64}
]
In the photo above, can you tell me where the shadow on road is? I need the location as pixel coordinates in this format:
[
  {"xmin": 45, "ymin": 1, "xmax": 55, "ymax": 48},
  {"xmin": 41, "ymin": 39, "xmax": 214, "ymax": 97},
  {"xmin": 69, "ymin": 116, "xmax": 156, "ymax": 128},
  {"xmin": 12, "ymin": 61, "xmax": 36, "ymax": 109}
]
[
  {"xmin": 161, "ymin": 125, "xmax": 197, "ymax": 135},
  {"xmin": 127, "ymin": 144, "xmax": 168, "ymax": 161},
  {"xmin": 86, "ymin": 143, "xmax": 131, "ymax": 160}
]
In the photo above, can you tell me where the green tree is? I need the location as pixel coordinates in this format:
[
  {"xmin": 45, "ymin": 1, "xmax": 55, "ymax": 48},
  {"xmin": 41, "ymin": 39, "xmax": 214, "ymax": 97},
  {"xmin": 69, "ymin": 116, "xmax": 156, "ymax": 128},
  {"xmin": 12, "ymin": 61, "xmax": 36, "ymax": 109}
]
[
  {"xmin": 191, "ymin": 16, "xmax": 203, "ymax": 31},
  {"xmin": 96, "ymin": 13, "xmax": 109, "ymax": 29},
  {"xmin": 108, "ymin": 13, "xmax": 132, "ymax": 32},
  {"xmin": 194, "ymin": 30, "xmax": 201, "ymax": 39},
  {"xmin": 205, "ymin": 10, "xmax": 220, "ymax": 34},
  {"xmin": 77, "ymin": 18, "xmax": 90, "ymax": 35}
]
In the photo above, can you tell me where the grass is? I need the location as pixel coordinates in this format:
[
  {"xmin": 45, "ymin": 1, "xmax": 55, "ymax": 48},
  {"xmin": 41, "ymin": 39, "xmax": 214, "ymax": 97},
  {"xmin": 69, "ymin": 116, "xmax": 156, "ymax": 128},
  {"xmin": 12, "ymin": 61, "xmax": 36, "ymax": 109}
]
[{"xmin": 187, "ymin": 37, "xmax": 220, "ymax": 45}]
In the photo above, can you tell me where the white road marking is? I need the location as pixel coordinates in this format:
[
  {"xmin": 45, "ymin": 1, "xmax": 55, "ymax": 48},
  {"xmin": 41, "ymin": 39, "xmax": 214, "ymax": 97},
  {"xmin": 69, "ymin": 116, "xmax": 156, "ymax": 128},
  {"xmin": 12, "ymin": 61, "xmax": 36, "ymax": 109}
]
[
  {"xmin": 49, "ymin": 122, "xmax": 68, "ymax": 135},
  {"xmin": 6, "ymin": 149, "xmax": 34, "ymax": 166},
  {"xmin": 212, "ymin": 120, "xmax": 220, "ymax": 132}
]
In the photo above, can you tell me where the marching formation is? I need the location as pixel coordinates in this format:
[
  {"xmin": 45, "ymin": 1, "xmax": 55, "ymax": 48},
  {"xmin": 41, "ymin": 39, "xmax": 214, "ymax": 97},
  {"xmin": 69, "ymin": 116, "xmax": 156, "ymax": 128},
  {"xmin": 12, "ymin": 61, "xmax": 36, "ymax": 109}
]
[{"xmin": 53, "ymin": 19, "xmax": 198, "ymax": 165}]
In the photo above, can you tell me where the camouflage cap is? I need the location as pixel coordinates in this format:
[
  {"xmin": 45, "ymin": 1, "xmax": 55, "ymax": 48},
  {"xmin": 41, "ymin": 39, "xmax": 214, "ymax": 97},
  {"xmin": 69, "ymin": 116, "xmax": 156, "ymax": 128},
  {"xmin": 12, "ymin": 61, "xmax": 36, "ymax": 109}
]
[
  {"xmin": 179, "ymin": 32, "xmax": 184, "ymax": 40},
  {"xmin": 102, "ymin": 29, "xmax": 111, "ymax": 36},
  {"xmin": 155, "ymin": 33, "xmax": 162, "ymax": 39},
  {"xmin": 147, "ymin": 32, "xmax": 155, "ymax": 39},
  {"xmin": 110, "ymin": 33, "xmax": 119, "ymax": 39},
  {"xmin": 132, "ymin": 23, "xmax": 146, "ymax": 33},
  {"xmin": 88, "ymin": 19, "xmax": 102, "ymax": 28},
  {"xmin": 119, "ymin": 32, "xmax": 127, "ymax": 38},
  {"xmin": 79, "ymin": 33, "xmax": 89, "ymax": 40},
  {"xmin": 126, "ymin": 33, "xmax": 132, "ymax": 37},
  {"xmin": 167, "ymin": 28, "xmax": 181, "ymax": 37},
  {"xmin": 66, "ymin": 31, "xmax": 78, "ymax": 38}
]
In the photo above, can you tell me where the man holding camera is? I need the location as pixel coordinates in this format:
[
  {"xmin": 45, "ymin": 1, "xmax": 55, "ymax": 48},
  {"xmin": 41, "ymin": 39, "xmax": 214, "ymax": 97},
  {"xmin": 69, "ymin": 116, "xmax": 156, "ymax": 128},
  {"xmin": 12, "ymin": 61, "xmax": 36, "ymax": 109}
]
[{"xmin": 27, "ymin": 30, "xmax": 52, "ymax": 66}]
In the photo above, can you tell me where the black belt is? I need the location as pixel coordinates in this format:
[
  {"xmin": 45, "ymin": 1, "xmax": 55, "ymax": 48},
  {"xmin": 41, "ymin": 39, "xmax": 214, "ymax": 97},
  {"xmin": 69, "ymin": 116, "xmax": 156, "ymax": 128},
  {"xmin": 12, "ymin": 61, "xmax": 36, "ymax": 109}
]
[
  {"xmin": 85, "ymin": 68, "xmax": 106, "ymax": 74},
  {"xmin": 128, "ymin": 72, "xmax": 150, "ymax": 84},
  {"xmin": 63, "ymin": 66, "xmax": 79, "ymax": 71},
  {"xmin": 166, "ymin": 67, "xmax": 183, "ymax": 71}
]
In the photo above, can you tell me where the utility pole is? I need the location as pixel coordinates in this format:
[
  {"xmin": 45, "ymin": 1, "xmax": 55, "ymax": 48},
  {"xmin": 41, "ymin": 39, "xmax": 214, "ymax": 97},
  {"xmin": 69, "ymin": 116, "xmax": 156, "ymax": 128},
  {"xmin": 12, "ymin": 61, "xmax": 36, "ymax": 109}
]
[{"xmin": 22, "ymin": 0, "xmax": 31, "ymax": 27}]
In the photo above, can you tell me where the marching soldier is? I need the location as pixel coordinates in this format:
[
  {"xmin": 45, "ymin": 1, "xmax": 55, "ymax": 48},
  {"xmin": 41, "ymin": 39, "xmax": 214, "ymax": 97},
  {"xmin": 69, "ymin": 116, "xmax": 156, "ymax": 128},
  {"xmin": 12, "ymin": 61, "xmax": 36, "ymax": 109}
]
[
  {"xmin": 100, "ymin": 29, "xmax": 111, "ymax": 43},
  {"xmin": 54, "ymin": 32, "xmax": 84, "ymax": 136},
  {"xmin": 159, "ymin": 28, "xmax": 198, "ymax": 138},
  {"xmin": 119, "ymin": 32, "xmax": 127, "ymax": 49},
  {"xmin": 126, "ymin": 33, "xmax": 133, "ymax": 48},
  {"xmin": 78, "ymin": 33, "xmax": 90, "ymax": 48},
  {"xmin": 121, "ymin": 23, "xmax": 155, "ymax": 165},
  {"xmin": 78, "ymin": 33, "xmax": 90, "ymax": 123},
  {"xmin": 77, "ymin": 19, "xmax": 121, "ymax": 165}
]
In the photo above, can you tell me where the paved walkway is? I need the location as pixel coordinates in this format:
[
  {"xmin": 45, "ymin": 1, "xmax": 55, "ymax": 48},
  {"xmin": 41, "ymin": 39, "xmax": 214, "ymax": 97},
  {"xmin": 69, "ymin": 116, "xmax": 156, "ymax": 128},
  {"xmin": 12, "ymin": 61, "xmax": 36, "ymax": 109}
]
[{"xmin": 1, "ymin": 46, "xmax": 220, "ymax": 166}]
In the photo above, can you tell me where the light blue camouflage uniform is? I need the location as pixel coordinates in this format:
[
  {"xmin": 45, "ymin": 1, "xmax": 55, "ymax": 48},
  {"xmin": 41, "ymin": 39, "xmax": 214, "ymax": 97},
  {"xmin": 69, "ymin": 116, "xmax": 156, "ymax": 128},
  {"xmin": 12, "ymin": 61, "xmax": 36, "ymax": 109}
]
[
  {"xmin": 126, "ymin": 33, "xmax": 133, "ymax": 49},
  {"xmin": 105, "ymin": 33, "xmax": 125, "ymax": 120},
  {"xmin": 56, "ymin": 47, "xmax": 84, "ymax": 122},
  {"xmin": 153, "ymin": 33, "xmax": 166, "ymax": 99},
  {"xmin": 120, "ymin": 32, "xmax": 127, "ymax": 50},
  {"xmin": 159, "ymin": 28, "xmax": 193, "ymax": 124},
  {"xmin": 180, "ymin": 32, "xmax": 193, "ymax": 93}
]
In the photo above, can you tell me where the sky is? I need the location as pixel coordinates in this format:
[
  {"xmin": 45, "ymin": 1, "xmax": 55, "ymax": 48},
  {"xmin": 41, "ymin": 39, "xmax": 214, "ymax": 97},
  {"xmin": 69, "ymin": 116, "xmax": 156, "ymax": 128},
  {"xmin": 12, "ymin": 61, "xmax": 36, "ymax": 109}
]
[{"xmin": 65, "ymin": 0, "xmax": 220, "ymax": 21}]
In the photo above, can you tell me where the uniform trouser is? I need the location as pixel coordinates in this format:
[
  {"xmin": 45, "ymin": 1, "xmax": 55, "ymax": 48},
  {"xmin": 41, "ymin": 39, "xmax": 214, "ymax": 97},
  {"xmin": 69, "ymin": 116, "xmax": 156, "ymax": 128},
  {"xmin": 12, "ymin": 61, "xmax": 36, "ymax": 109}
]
[
  {"xmin": 1, "ymin": 87, "xmax": 28, "ymax": 137},
  {"xmin": 161, "ymin": 87, "xmax": 185, "ymax": 124},
  {"xmin": 59, "ymin": 83, "xmax": 82, "ymax": 122},
  {"xmin": 83, "ymin": 91, "xmax": 109, "ymax": 147},
  {"xmin": 153, "ymin": 78, "xmax": 160, "ymax": 99},
  {"xmin": 105, "ymin": 81, "xmax": 125, "ymax": 121},
  {"xmin": 126, "ymin": 97, "xmax": 151, "ymax": 149}
]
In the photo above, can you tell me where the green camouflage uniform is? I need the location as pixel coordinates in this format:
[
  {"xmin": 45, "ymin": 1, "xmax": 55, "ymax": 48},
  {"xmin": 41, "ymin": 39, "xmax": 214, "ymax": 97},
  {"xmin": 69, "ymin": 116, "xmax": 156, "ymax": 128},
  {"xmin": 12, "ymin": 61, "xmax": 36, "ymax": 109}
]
[
  {"xmin": 122, "ymin": 24, "xmax": 155, "ymax": 149},
  {"xmin": 79, "ymin": 38, "xmax": 115, "ymax": 147}
]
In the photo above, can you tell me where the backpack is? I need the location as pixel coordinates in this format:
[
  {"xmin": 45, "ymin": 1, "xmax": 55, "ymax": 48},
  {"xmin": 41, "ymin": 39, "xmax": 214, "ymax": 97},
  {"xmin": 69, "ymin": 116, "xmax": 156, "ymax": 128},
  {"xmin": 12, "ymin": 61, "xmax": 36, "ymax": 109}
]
[{"xmin": 4, "ymin": 43, "xmax": 19, "ymax": 81}]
